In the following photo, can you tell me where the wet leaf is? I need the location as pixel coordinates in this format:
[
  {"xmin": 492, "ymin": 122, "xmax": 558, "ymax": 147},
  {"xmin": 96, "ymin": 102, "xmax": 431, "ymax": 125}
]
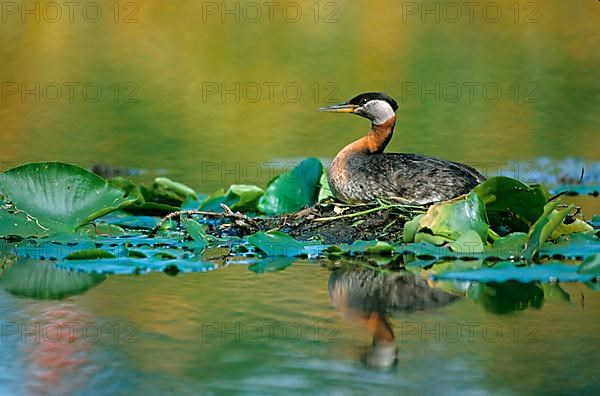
[
  {"xmin": 449, "ymin": 230, "xmax": 485, "ymax": 253},
  {"xmin": 0, "ymin": 206, "xmax": 49, "ymax": 237},
  {"xmin": 65, "ymin": 249, "xmax": 117, "ymax": 260},
  {"xmin": 417, "ymin": 192, "xmax": 488, "ymax": 243},
  {"xmin": 403, "ymin": 214, "xmax": 424, "ymax": 243},
  {"xmin": 433, "ymin": 262, "xmax": 596, "ymax": 283},
  {"xmin": 0, "ymin": 162, "xmax": 135, "ymax": 236},
  {"xmin": 247, "ymin": 231, "xmax": 308, "ymax": 257},
  {"xmin": 249, "ymin": 257, "xmax": 295, "ymax": 273},
  {"xmin": 472, "ymin": 176, "xmax": 548, "ymax": 234},
  {"xmin": 181, "ymin": 215, "xmax": 209, "ymax": 251},
  {"xmin": 201, "ymin": 184, "xmax": 264, "ymax": 212},
  {"xmin": 56, "ymin": 257, "xmax": 218, "ymax": 274},
  {"xmin": 153, "ymin": 177, "xmax": 198, "ymax": 202},
  {"xmin": 524, "ymin": 202, "xmax": 572, "ymax": 260},
  {"xmin": 258, "ymin": 157, "xmax": 323, "ymax": 215},
  {"xmin": 578, "ymin": 254, "xmax": 600, "ymax": 275},
  {"xmin": 551, "ymin": 218, "xmax": 593, "ymax": 238}
]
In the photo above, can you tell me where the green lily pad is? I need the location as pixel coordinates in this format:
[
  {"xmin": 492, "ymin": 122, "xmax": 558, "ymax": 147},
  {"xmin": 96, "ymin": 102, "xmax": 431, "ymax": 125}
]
[
  {"xmin": 98, "ymin": 211, "xmax": 163, "ymax": 230},
  {"xmin": 153, "ymin": 177, "xmax": 198, "ymax": 202},
  {"xmin": 524, "ymin": 202, "xmax": 572, "ymax": 260},
  {"xmin": 539, "ymin": 232, "xmax": 600, "ymax": 260},
  {"xmin": 201, "ymin": 184, "xmax": 264, "ymax": 212},
  {"xmin": 472, "ymin": 176, "xmax": 548, "ymax": 234},
  {"xmin": 449, "ymin": 230, "xmax": 485, "ymax": 253},
  {"xmin": 246, "ymin": 231, "xmax": 308, "ymax": 257},
  {"xmin": 248, "ymin": 257, "xmax": 295, "ymax": 273},
  {"xmin": 56, "ymin": 257, "xmax": 218, "ymax": 274},
  {"xmin": 181, "ymin": 215, "xmax": 209, "ymax": 251},
  {"xmin": 578, "ymin": 254, "xmax": 600, "ymax": 275},
  {"xmin": 65, "ymin": 249, "xmax": 117, "ymax": 260},
  {"xmin": 258, "ymin": 158, "xmax": 323, "ymax": 215},
  {"xmin": 0, "ymin": 162, "xmax": 135, "ymax": 236},
  {"xmin": 416, "ymin": 192, "xmax": 488, "ymax": 243},
  {"xmin": 433, "ymin": 262, "xmax": 597, "ymax": 283},
  {"xmin": 0, "ymin": 205, "xmax": 49, "ymax": 237}
]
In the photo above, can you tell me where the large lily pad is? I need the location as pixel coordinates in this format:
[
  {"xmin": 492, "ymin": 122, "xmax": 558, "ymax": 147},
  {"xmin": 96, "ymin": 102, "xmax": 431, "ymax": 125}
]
[
  {"xmin": 0, "ymin": 162, "xmax": 135, "ymax": 236},
  {"xmin": 258, "ymin": 158, "xmax": 323, "ymax": 215},
  {"xmin": 246, "ymin": 231, "xmax": 308, "ymax": 257},
  {"xmin": 414, "ymin": 192, "xmax": 488, "ymax": 245},
  {"xmin": 538, "ymin": 232, "xmax": 600, "ymax": 260},
  {"xmin": 433, "ymin": 261, "xmax": 597, "ymax": 283},
  {"xmin": 201, "ymin": 184, "xmax": 264, "ymax": 212},
  {"xmin": 472, "ymin": 176, "xmax": 548, "ymax": 234}
]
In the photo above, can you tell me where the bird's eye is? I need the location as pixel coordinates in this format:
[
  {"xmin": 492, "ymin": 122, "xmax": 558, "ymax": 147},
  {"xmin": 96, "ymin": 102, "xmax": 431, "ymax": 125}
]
[{"xmin": 360, "ymin": 98, "xmax": 368, "ymax": 105}]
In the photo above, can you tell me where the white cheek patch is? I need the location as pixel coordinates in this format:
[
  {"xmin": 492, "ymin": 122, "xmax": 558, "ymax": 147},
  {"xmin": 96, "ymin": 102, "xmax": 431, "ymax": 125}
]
[{"xmin": 364, "ymin": 100, "xmax": 396, "ymax": 125}]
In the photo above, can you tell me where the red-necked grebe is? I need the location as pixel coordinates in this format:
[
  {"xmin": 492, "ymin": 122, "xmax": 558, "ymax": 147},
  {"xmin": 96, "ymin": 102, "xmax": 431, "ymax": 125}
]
[{"xmin": 320, "ymin": 92, "xmax": 486, "ymax": 204}]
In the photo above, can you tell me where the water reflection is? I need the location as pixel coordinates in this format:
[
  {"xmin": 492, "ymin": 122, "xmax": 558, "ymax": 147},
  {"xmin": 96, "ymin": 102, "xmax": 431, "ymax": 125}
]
[
  {"xmin": 467, "ymin": 281, "xmax": 545, "ymax": 314},
  {"xmin": 0, "ymin": 257, "xmax": 106, "ymax": 300},
  {"xmin": 328, "ymin": 266, "xmax": 460, "ymax": 369}
]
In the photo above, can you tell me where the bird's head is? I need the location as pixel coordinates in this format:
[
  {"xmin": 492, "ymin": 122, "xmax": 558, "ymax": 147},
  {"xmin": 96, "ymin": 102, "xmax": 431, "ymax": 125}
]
[{"xmin": 319, "ymin": 92, "xmax": 398, "ymax": 125}]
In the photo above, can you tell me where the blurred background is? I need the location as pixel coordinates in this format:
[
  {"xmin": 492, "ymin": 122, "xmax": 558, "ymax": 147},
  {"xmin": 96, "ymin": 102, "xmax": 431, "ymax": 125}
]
[{"xmin": 0, "ymin": 0, "xmax": 598, "ymax": 192}]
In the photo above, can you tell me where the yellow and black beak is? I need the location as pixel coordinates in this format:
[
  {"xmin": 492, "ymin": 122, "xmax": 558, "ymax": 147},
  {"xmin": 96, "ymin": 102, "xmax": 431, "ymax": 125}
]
[{"xmin": 318, "ymin": 102, "xmax": 359, "ymax": 113}]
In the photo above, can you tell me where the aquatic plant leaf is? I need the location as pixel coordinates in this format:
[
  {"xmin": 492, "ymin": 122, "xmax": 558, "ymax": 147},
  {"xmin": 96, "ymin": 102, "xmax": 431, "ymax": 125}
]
[
  {"xmin": 0, "ymin": 207, "xmax": 49, "ymax": 237},
  {"xmin": 578, "ymin": 254, "xmax": 600, "ymax": 275},
  {"xmin": 258, "ymin": 157, "xmax": 323, "ymax": 215},
  {"xmin": 403, "ymin": 214, "xmax": 423, "ymax": 243},
  {"xmin": 552, "ymin": 184, "xmax": 600, "ymax": 196},
  {"xmin": 0, "ymin": 162, "xmax": 135, "ymax": 235},
  {"xmin": 98, "ymin": 211, "xmax": 163, "ymax": 230},
  {"xmin": 492, "ymin": 232, "xmax": 528, "ymax": 251},
  {"xmin": 524, "ymin": 202, "xmax": 572, "ymax": 260},
  {"xmin": 417, "ymin": 192, "xmax": 488, "ymax": 243},
  {"xmin": 56, "ymin": 257, "xmax": 218, "ymax": 274},
  {"xmin": 181, "ymin": 215, "xmax": 209, "ymax": 251},
  {"xmin": 248, "ymin": 257, "xmax": 295, "ymax": 273},
  {"xmin": 153, "ymin": 177, "xmax": 198, "ymax": 202},
  {"xmin": 550, "ymin": 218, "xmax": 594, "ymax": 238},
  {"xmin": 449, "ymin": 230, "xmax": 485, "ymax": 253},
  {"xmin": 538, "ymin": 233, "xmax": 600, "ymax": 260},
  {"xmin": 247, "ymin": 231, "xmax": 308, "ymax": 257},
  {"xmin": 433, "ymin": 262, "xmax": 597, "ymax": 283},
  {"xmin": 65, "ymin": 249, "xmax": 117, "ymax": 260},
  {"xmin": 318, "ymin": 170, "xmax": 334, "ymax": 201},
  {"xmin": 472, "ymin": 176, "xmax": 548, "ymax": 234},
  {"xmin": 0, "ymin": 258, "xmax": 106, "ymax": 299},
  {"xmin": 348, "ymin": 240, "xmax": 395, "ymax": 255},
  {"xmin": 429, "ymin": 259, "xmax": 484, "ymax": 275},
  {"xmin": 201, "ymin": 185, "xmax": 264, "ymax": 213}
]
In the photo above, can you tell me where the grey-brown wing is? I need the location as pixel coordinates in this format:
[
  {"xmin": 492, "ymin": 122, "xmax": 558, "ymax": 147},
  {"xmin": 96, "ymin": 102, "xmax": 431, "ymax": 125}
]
[{"xmin": 366, "ymin": 153, "xmax": 485, "ymax": 203}]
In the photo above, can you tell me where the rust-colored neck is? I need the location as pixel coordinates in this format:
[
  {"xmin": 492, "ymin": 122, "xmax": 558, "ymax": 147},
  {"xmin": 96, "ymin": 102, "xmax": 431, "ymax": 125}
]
[{"xmin": 341, "ymin": 116, "xmax": 396, "ymax": 155}]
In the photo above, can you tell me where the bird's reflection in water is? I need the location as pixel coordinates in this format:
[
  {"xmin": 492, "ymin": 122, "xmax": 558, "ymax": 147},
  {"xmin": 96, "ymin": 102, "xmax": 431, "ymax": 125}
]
[{"xmin": 328, "ymin": 266, "xmax": 460, "ymax": 369}]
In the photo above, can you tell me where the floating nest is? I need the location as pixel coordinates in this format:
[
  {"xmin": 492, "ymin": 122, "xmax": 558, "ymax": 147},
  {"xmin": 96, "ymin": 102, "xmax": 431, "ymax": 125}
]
[{"xmin": 153, "ymin": 201, "xmax": 426, "ymax": 244}]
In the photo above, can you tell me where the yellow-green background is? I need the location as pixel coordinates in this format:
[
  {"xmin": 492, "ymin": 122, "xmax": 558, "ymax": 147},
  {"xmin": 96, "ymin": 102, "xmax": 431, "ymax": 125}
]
[{"xmin": 1, "ymin": 0, "xmax": 598, "ymax": 191}]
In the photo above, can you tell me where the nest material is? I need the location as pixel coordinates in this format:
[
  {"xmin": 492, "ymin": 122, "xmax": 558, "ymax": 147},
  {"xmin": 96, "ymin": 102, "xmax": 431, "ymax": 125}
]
[{"xmin": 199, "ymin": 202, "xmax": 415, "ymax": 244}]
